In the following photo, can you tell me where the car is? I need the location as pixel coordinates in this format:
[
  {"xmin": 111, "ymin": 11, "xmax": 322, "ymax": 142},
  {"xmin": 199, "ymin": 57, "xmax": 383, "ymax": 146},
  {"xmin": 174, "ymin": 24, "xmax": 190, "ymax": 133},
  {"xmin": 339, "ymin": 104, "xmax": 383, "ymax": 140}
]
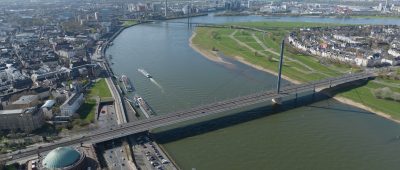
[
  {"xmin": 120, "ymin": 149, "xmax": 124, "ymax": 152},
  {"xmin": 161, "ymin": 159, "xmax": 170, "ymax": 164},
  {"xmin": 156, "ymin": 165, "xmax": 163, "ymax": 170},
  {"xmin": 122, "ymin": 163, "xmax": 125, "ymax": 166},
  {"xmin": 151, "ymin": 161, "xmax": 159, "ymax": 166},
  {"xmin": 145, "ymin": 151, "xmax": 151, "ymax": 156},
  {"xmin": 158, "ymin": 155, "xmax": 163, "ymax": 159}
]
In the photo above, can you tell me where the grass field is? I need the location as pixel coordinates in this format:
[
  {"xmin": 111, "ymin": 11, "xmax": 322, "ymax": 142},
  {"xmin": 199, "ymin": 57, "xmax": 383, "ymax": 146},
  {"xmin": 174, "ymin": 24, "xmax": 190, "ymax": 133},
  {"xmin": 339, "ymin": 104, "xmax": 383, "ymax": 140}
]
[
  {"xmin": 77, "ymin": 99, "xmax": 97, "ymax": 123},
  {"xmin": 192, "ymin": 25, "xmax": 345, "ymax": 82},
  {"xmin": 77, "ymin": 78, "xmax": 111, "ymax": 123},
  {"xmin": 192, "ymin": 21, "xmax": 400, "ymax": 120},
  {"xmin": 122, "ymin": 20, "xmax": 137, "ymax": 27},
  {"xmin": 87, "ymin": 78, "xmax": 112, "ymax": 99}
]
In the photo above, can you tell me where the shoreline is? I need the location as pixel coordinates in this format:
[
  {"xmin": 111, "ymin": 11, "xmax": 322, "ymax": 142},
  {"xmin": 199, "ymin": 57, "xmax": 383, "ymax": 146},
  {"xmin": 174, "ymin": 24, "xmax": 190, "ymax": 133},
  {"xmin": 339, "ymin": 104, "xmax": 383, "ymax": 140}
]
[
  {"xmin": 189, "ymin": 32, "xmax": 232, "ymax": 65},
  {"xmin": 333, "ymin": 96, "xmax": 400, "ymax": 123},
  {"xmin": 189, "ymin": 32, "xmax": 302, "ymax": 84},
  {"xmin": 189, "ymin": 30, "xmax": 400, "ymax": 123}
]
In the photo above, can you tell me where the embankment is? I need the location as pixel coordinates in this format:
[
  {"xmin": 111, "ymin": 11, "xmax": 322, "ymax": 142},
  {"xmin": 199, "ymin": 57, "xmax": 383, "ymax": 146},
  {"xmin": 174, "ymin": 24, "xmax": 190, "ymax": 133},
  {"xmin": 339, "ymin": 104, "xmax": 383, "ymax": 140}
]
[{"xmin": 189, "ymin": 29, "xmax": 400, "ymax": 123}]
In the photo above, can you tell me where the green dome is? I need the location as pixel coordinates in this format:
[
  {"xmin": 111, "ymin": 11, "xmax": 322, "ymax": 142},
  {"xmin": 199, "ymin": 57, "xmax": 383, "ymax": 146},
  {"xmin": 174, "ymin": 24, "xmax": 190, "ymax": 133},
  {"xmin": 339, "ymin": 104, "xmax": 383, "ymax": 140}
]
[{"xmin": 42, "ymin": 147, "xmax": 81, "ymax": 169}]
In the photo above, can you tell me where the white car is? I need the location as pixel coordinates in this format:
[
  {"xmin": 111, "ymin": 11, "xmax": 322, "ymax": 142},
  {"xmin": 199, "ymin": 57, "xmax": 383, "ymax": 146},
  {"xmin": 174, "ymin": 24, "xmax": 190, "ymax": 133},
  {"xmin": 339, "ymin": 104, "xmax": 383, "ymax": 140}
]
[{"xmin": 161, "ymin": 159, "xmax": 170, "ymax": 164}]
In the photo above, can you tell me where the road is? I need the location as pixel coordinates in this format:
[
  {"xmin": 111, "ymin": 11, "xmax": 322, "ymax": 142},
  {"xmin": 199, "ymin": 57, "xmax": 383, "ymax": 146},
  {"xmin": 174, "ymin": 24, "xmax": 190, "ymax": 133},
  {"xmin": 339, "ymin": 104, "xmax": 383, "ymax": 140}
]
[
  {"xmin": 102, "ymin": 140, "xmax": 132, "ymax": 170},
  {"xmin": 105, "ymin": 77, "xmax": 126, "ymax": 124},
  {"xmin": 0, "ymin": 72, "xmax": 374, "ymax": 163}
]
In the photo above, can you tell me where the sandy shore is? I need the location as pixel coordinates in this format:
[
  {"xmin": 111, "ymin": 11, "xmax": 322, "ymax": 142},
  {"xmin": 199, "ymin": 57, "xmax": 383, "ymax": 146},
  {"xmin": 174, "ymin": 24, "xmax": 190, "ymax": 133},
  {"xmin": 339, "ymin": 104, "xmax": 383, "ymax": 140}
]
[
  {"xmin": 189, "ymin": 31, "xmax": 400, "ymax": 123},
  {"xmin": 333, "ymin": 96, "xmax": 400, "ymax": 123},
  {"xmin": 189, "ymin": 32, "xmax": 233, "ymax": 65}
]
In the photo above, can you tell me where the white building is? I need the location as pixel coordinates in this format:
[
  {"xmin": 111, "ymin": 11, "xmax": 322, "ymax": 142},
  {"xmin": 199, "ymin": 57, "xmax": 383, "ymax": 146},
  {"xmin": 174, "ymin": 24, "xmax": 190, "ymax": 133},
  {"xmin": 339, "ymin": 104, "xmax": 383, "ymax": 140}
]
[
  {"xmin": 60, "ymin": 93, "xmax": 84, "ymax": 117},
  {"xmin": 56, "ymin": 49, "xmax": 76, "ymax": 58},
  {"xmin": 388, "ymin": 48, "xmax": 400, "ymax": 57},
  {"xmin": 355, "ymin": 57, "xmax": 373, "ymax": 67}
]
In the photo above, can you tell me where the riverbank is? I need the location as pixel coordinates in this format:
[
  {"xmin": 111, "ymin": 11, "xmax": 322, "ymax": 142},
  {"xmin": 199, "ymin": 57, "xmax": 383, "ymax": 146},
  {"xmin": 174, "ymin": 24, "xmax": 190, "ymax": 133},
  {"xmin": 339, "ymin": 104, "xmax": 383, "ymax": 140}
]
[
  {"xmin": 189, "ymin": 31, "xmax": 302, "ymax": 84},
  {"xmin": 189, "ymin": 25, "xmax": 400, "ymax": 123},
  {"xmin": 189, "ymin": 32, "xmax": 230, "ymax": 65},
  {"xmin": 333, "ymin": 96, "xmax": 400, "ymax": 124}
]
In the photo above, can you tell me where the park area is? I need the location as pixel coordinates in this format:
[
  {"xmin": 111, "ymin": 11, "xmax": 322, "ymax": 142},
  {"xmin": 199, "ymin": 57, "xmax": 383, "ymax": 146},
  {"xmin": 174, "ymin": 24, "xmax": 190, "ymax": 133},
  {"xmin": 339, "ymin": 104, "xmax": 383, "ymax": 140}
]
[
  {"xmin": 75, "ymin": 78, "xmax": 112, "ymax": 126},
  {"xmin": 191, "ymin": 21, "xmax": 400, "ymax": 120}
]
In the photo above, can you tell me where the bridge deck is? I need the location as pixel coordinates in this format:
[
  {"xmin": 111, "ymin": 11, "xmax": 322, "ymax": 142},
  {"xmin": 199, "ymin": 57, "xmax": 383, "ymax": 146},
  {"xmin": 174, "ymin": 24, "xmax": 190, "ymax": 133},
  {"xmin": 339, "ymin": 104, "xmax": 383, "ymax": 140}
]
[{"xmin": 0, "ymin": 72, "xmax": 374, "ymax": 163}]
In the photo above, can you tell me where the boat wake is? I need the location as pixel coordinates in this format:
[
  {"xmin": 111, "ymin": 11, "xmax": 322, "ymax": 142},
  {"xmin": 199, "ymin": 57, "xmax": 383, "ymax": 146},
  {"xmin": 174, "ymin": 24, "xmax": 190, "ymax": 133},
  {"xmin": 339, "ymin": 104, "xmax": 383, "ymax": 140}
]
[{"xmin": 150, "ymin": 78, "xmax": 164, "ymax": 93}]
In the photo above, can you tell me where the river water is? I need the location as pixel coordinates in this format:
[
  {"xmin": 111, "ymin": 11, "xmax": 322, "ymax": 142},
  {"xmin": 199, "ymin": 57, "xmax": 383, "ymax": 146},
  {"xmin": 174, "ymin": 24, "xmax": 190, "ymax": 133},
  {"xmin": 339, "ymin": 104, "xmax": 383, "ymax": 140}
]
[{"xmin": 106, "ymin": 14, "xmax": 400, "ymax": 169}]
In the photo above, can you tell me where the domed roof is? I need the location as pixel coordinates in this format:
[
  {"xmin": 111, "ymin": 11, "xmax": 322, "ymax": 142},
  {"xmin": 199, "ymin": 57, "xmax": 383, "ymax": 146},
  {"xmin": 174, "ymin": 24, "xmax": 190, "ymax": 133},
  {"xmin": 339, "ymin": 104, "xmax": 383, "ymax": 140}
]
[{"xmin": 42, "ymin": 147, "xmax": 81, "ymax": 169}]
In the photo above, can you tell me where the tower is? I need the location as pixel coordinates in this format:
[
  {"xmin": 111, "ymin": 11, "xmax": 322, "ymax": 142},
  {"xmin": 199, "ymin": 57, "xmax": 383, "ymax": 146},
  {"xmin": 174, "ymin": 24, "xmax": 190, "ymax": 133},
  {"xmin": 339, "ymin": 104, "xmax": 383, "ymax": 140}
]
[
  {"xmin": 276, "ymin": 40, "xmax": 284, "ymax": 94},
  {"xmin": 272, "ymin": 40, "xmax": 285, "ymax": 105},
  {"xmin": 164, "ymin": 0, "xmax": 168, "ymax": 17}
]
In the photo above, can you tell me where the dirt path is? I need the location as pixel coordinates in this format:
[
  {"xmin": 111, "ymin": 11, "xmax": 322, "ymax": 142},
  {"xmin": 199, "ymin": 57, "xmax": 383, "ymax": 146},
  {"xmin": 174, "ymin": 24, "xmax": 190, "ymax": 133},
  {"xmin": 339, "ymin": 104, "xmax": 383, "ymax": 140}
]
[{"xmin": 229, "ymin": 30, "xmax": 312, "ymax": 74}]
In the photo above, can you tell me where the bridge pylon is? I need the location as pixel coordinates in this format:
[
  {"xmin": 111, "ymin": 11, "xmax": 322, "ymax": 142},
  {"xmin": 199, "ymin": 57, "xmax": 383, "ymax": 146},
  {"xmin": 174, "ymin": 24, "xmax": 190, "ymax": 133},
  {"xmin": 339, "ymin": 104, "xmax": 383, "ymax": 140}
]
[{"xmin": 272, "ymin": 39, "xmax": 285, "ymax": 105}]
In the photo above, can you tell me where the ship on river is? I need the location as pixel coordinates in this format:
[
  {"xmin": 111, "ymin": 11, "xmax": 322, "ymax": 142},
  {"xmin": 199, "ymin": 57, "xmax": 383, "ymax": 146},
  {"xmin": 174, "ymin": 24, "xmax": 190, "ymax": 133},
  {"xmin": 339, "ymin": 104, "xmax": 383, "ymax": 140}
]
[
  {"xmin": 121, "ymin": 75, "xmax": 134, "ymax": 92},
  {"xmin": 134, "ymin": 95, "xmax": 154, "ymax": 116},
  {"xmin": 138, "ymin": 68, "xmax": 152, "ymax": 78}
]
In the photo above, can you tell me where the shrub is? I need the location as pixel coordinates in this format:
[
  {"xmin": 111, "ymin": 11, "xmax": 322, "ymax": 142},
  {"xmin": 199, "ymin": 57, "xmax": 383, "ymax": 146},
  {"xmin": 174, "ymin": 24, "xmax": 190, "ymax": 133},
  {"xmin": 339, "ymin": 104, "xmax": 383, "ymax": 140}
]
[
  {"xmin": 373, "ymin": 87, "xmax": 400, "ymax": 102},
  {"xmin": 211, "ymin": 31, "xmax": 220, "ymax": 40},
  {"xmin": 392, "ymin": 93, "xmax": 400, "ymax": 101}
]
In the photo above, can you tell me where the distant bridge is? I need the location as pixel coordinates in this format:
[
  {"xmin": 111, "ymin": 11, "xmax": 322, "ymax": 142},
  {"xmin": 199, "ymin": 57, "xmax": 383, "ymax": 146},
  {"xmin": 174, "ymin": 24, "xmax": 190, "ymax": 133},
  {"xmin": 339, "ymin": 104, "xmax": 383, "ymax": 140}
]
[{"xmin": 0, "ymin": 71, "xmax": 375, "ymax": 163}]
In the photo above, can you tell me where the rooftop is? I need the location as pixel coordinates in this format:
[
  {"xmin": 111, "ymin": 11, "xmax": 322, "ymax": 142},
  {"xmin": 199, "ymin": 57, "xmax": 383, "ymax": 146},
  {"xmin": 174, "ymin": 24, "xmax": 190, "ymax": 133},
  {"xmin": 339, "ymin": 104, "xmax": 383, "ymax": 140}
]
[
  {"xmin": 0, "ymin": 109, "xmax": 24, "ymax": 115},
  {"xmin": 42, "ymin": 147, "xmax": 82, "ymax": 169}
]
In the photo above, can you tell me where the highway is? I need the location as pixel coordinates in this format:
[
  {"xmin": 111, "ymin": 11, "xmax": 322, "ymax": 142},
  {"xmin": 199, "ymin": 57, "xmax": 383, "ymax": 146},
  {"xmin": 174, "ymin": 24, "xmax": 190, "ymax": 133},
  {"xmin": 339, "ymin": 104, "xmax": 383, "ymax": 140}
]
[{"xmin": 0, "ymin": 72, "xmax": 374, "ymax": 163}]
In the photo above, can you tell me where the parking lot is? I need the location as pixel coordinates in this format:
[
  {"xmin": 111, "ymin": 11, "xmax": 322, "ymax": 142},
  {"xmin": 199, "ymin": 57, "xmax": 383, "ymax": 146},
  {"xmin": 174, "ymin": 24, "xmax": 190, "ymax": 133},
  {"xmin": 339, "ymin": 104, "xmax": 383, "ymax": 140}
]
[{"xmin": 130, "ymin": 135, "xmax": 176, "ymax": 170}]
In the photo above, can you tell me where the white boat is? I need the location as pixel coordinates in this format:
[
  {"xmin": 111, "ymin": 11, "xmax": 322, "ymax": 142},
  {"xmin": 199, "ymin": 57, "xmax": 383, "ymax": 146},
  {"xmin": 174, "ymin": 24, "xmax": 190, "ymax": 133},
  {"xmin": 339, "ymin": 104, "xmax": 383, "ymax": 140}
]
[{"xmin": 138, "ymin": 69, "xmax": 152, "ymax": 78}]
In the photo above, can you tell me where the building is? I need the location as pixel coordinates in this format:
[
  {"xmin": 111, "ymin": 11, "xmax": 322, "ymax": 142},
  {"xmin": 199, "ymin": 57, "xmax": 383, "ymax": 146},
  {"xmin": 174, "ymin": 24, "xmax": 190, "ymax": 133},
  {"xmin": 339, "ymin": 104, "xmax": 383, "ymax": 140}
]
[
  {"xmin": 0, "ymin": 107, "xmax": 44, "ymax": 132},
  {"xmin": 10, "ymin": 95, "xmax": 39, "ymax": 109},
  {"xmin": 60, "ymin": 93, "xmax": 84, "ymax": 117},
  {"xmin": 40, "ymin": 147, "xmax": 86, "ymax": 170},
  {"xmin": 27, "ymin": 145, "xmax": 99, "ymax": 170},
  {"xmin": 41, "ymin": 100, "xmax": 56, "ymax": 119}
]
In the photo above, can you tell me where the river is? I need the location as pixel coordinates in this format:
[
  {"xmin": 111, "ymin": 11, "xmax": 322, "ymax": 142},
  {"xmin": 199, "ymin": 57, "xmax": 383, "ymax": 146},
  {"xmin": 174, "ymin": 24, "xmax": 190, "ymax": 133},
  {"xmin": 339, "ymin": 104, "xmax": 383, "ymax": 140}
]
[{"xmin": 106, "ymin": 14, "xmax": 400, "ymax": 169}]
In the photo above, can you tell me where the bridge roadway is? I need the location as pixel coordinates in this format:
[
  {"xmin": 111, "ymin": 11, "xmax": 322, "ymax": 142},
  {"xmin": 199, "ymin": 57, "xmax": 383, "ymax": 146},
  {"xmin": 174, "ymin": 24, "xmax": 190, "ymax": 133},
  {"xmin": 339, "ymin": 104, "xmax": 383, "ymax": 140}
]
[{"xmin": 0, "ymin": 72, "xmax": 374, "ymax": 163}]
